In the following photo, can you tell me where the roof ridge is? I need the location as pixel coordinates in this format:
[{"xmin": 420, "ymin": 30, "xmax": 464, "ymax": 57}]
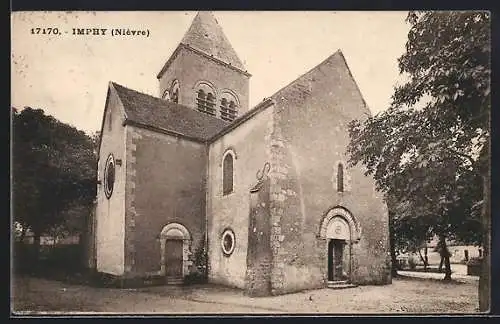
[{"xmin": 268, "ymin": 49, "xmax": 343, "ymax": 101}]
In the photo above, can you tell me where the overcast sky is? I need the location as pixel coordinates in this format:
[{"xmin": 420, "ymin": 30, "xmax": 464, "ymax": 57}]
[{"xmin": 11, "ymin": 11, "xmax": 411, "ymax": 134}]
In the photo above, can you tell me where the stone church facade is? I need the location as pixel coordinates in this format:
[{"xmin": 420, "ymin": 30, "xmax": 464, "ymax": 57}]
[{"xmin": 88, "ymin": 12, "xmax": 391, "ymax": 296}]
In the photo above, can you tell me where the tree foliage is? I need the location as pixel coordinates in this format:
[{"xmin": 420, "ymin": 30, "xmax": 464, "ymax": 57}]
[
  {"xmin": 12, "ymin": 107, "xmax": 97, "ymax": 244},
  {"xmin": 347, "ymin": 11, "xmax": 490, "ymax": 282}
]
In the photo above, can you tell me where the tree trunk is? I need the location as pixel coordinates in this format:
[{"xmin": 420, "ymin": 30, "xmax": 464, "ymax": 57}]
[
  {"xmin": 439, "ymin": 235, "xmax": 452, "ymax": 281},
  {"xmin": 389, "ymin": 213, "xmax": 398, "ymax": 277},
  {"xmin": 424, "ymin": 247, "xmax": 429, "ymax": 269},
  {"xmin": 417, "ymin": 249, "xmax": 428, "ymax": 270},
  {"xmin": 479, "ymin": 172, "xmax": 491, "ymax": 311},
  {"xmin": 32, "ymin": 231, "xmax": 41, "ymax": 272}
]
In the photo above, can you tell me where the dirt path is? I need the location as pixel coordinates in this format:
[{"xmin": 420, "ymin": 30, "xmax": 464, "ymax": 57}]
[{"xmin": 11, "ymin": 275, "xmax": 480, "ymax": 314}]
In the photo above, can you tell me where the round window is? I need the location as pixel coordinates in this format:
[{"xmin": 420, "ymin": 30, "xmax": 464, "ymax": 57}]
[
  {"xmin": 221, "ymin": 228, "xmax": 235, "ymax": 256},
  {"xmin": 104, "ymin": 154, "xmax": 115, "ymax": 199}
]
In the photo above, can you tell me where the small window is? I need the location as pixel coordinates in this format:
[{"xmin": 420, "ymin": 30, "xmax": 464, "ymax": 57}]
[
  {"xmin": 337, "ymin": 163, "xmax": 344, "ymax": 192},
  {"xmin": 223, "ymin": 153, "xmax": 234, "ymax": 195},
  {"xmin": 221, "ymin": 228, "xmax": 235, "ymax": 256},
  {"xmin": 104, "ymin": 154, "xmax": 115, "ymax": 199}
]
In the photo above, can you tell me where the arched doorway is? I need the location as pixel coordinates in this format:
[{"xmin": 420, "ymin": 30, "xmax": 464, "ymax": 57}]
[
  {"xmin": 159, "ymin": 223, "xmax": 191, "ymax": 282},
  {"xmin": 326, "ymin": 217, "xmax": 350, "ymax": 281},
  {"xmin": 319, "ymin": 207, "xmax": 361, "ymax": 283}
]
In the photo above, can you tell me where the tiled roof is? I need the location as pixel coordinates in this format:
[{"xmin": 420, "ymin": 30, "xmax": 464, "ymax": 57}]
[
  {"xmin": 180, "ymin": 11, "xmax": 245, "ymax": 71},
  {"xmin": 112, "ymin": 82, "xmax": 229, "ymax": 142}
]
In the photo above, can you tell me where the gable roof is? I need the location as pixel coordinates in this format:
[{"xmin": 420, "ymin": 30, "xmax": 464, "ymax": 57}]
[
  {"xmin": 180, "ymin": 11, "xmax": 245, "ymax": 71},
  {"xmin": 111, "ymin": 82, "xmax": 229, "ymax": 142},
  {"xmin": 269, "ymin": 49, "xmax": 372, "ymax": 118}
]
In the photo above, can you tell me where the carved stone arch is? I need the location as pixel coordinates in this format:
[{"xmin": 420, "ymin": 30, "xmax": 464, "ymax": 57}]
[
  {"xmin": 193, "ymin": 80, "xmax": 218, "ymax": 98},
  {"xmin": 159, "ymin": 222, "xmax": 192, "ymax": 277},
  {"xmin": 160, "ymin": 222, "xmax": 191, "ymax": 240},
  {"xmin": 220, "ymin": 89, "xmax": 240, "ymax": 107},
  {"xmin": 319, "ymin": 206, "xmax": 361, "ymax": 242},
  {"xmin": 221, "ymin": 147, "xmax": 238, "ymax": 165}
]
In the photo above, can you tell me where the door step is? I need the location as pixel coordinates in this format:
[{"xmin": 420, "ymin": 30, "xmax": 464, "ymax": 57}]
[
  {"xmin": 166, "ymin": 277, "xmax": 184, "ymax": 285},
  {"xmin": 327, "ymin": 280, "xmax": 357, "ymax": 289}
]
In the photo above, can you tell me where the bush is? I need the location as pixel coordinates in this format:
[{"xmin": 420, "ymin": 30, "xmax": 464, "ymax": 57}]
[
  {"xmin": 183, "ymin": 271, "xmax": 207, "ymax": 285},
  {"xmin": 13, "ymin": 242, "xmax": 85, "ymax": 277}
]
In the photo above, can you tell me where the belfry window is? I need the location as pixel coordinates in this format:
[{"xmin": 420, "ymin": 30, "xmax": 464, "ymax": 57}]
[
  {"xmin": 167, "ymin": 80, "xmax": 179, "ymax": 104},
  {"xmin": 196, "ymin": 89, "xmax": 216, "ymax": 116},
  {"xmin": 172, "ymin": 88, "xmax": 179, "ymax": 103},
  {"xmin": 223, "ymin": 153, "xmax": 234, "ymax": 195},
  {"xmin": 162, "ymin": 89, "xmax": 170, "ymax": 101},
  {"xmin": 337, "ymin": 163, "xmax": 344, "ymax": 192},
  {"xmin": 219, "ymin": 92, "xmax": 238, "ymax": 122}
]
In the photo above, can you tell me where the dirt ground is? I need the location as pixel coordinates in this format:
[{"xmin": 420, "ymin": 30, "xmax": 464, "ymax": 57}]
[{"xmin": 11, "ymin": 275, "xmax": 480, "ymax": 315}]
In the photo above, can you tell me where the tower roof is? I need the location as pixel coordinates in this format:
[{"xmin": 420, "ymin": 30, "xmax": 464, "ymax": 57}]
[{"xmin": 180, "ymin": 11, "xmax": 245, "ymax": 71}]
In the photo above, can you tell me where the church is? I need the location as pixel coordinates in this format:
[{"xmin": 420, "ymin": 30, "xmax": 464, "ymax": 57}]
[{"xmin": 87, "ymin": 12, "xmax": 392, "ymax": 296}]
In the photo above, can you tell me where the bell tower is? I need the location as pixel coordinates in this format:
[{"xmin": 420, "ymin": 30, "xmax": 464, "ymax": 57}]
[{"xmin": 157, "ymin": 11, "xmax": 251, "ymax": 122}]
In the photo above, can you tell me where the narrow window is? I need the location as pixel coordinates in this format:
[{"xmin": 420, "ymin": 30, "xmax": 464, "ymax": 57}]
[
  {"xmin": 206, "ymin": 93, "xmax": 216, "ymax": 115},
  {"xmin": 337, "ymin": 163, "xmax": 344, "ymax": 192},
  {"xmin": 223, "ymin": 153, "xmax": 234, "ymax": 195},
  {"xmin": 170, "ymin": 80, "xmax": 180, "ymax": 104},
  {"xmin": 172, "ymin": 88, "xmax": 179, "ymax": 103},
  {"xmin": 196, "ymin": 89, "xmax": 206, "ymax": 111}
]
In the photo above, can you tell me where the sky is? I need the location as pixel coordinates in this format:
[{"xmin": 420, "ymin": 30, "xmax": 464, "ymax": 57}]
[{"xmin": 11, "ymin": 11, "xmax": 411, "ymax": 134}]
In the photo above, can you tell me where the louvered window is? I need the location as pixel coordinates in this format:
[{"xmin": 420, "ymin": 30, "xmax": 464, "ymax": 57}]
[
  {"xmin": 220, "ymin": 99, "xmax": 237, "ymax": 122},
  {"xmin": 197, "ymin": 89, "xmax": 216, "ymax": 116}
]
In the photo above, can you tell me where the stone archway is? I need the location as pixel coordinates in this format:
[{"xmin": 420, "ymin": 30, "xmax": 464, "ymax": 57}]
[
  {"xmin": 319, "ymin": 207, "xmax": 361, "ymax": 242},
  {"xmin": 319, "ymin": 207, "xmax": 361, "ymax": 283},
  {"xmin": 159, "ymin": 223, "xmax": 192, "ymax": 279}
]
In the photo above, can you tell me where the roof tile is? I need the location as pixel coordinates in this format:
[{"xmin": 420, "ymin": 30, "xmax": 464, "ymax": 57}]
[{"xmin": 112, "ymin": 82, "xmax": 229, "ymax": 142}]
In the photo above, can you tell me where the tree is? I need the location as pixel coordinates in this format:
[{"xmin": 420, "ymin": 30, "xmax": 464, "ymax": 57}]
[
  {"xmin": 12, "ymin": 107, "xmax": 97, "ymax": 265},
  {"xmin": 346, "ymin": 10, "xmax": 490, "ymax": 307}
]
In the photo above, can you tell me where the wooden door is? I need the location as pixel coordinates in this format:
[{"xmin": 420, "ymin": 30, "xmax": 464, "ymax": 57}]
[
  {"xmin": 333, "ymin": 240, "xmax": 344, "ymax": 280},
  {"xmin": 165, "ymin": 239, "xmax": 183, "ymax": 278}
]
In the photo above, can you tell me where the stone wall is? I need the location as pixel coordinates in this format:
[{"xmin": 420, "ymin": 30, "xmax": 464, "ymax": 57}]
[
  {"xmin": 124, "ymin": 126, "xmax": 207, "ymax": 278},
  {"xmin": 207, "ymin": 106, "xmax": 274, "ymax": 288},
  {"xmin": 158, "ymin": 46, "xmax": 250, "ymax": 117},
  {"xmin": 267, "ymin": 51, "xmax": 391, "ymax": 294},
  {"xmin": 245, "ymin": 172, "xmax": 272, "ymax": 296},
  {"xmin": 95, "ymin": 85, "xmax": 127, "ymax": 276}
]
